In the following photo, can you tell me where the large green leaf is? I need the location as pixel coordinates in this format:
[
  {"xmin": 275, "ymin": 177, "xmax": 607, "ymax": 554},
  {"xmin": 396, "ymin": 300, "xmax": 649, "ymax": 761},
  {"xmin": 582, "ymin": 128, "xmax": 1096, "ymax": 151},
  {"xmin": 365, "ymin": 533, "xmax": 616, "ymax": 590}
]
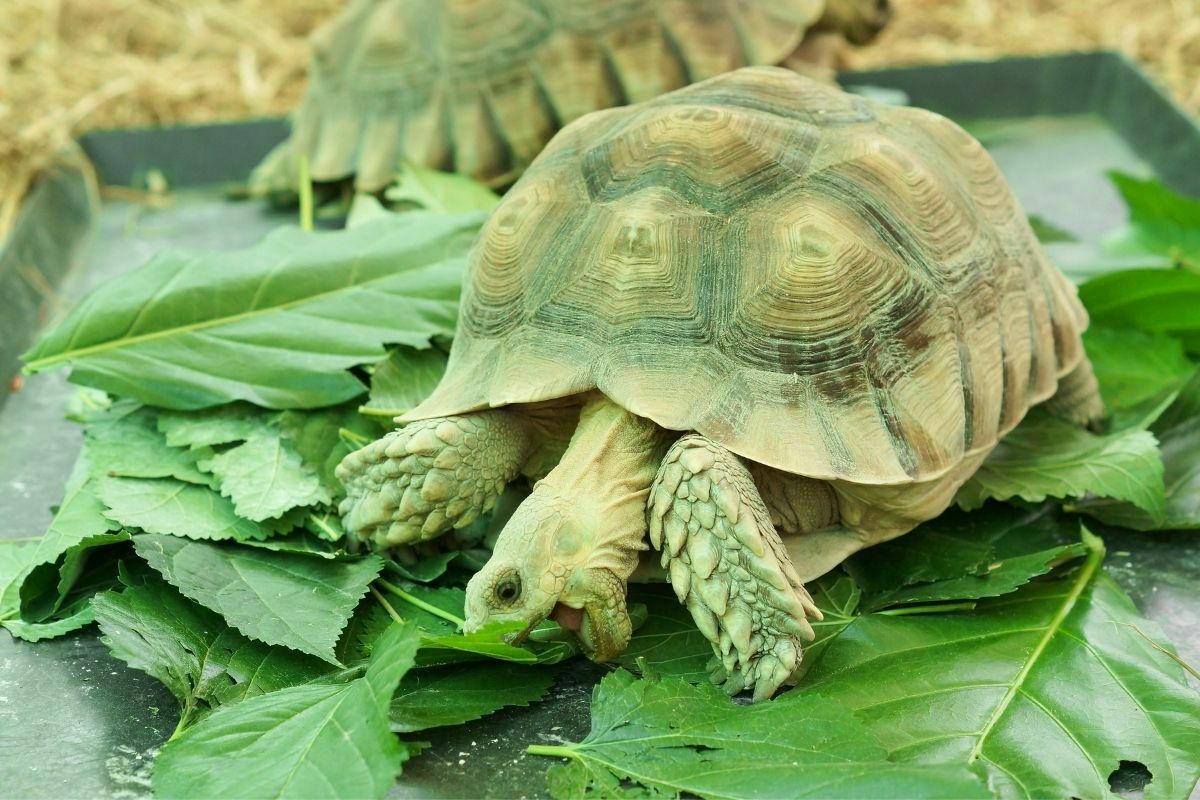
[
  {"xmin": 799, "ymin": 533, "xmax": 1200, "ymax": 800},
  {"xmin": 529, "ymin": 669, "xmax": 990, "ymax": 799},
  {"xmin": 98, "ymin": 476, "xmax": 273, "ymax": 541},
  {"xmin": 1077, "ymin": 384, "xmax": 1200, "ymax": 530},
  {"xmin": 157, "ymin": 403, "xmax": 275, "ymax": 449},
  {"xmin": 203, "ymin": 429, "xmax": 331, "ymax": 521},
  {"xmin": 614, "ymin": 585, "xmax": 713, "ymax": 682},
  {"xmin": 385, "ymin": 161, "xmax": 502, "ymax": 214},
  {"xmin": 23, "ymin": 213, "xmax": 484, "ymax": 409},
  {"xmin": 134, "ymin": 533, "xmax": 384, "ymax": 663},
  {"xmin": 956, "ymin": 411, "xmax": 1165, "ymax": 518},
  {"xmin": 0, "ymin": 541, "xmax": 33, "ymax": 621},
  {"xmin": 361, "ymin": 346, "xmax": 449, "ymax": 418},
  {"xmin": 16, "ymin": 531, "xmax": 129, "ymax": 625},
  {"xmin": 1104, "ymin": 172, "xmax": 1200, "ymax": 267},
  {"xmin": 85, "ymin": 404, "xmax": 211, "ymax": 485},
  {"xmin": 153, "ymin": 621, "xmax": 421, "ymax": 800},
  {"xmin": 18, "ymin": 454, "xmax": 120, "ymax": 594},
  {"xmin": 844, "ymin": 505, "xmax": 1086, "ymax": 611},
  {"xmin": 93, "ymin": 570, "xmax": 327, "ymax": 730},
  {"xmin": 1082, "ymin": 326, "xmax": 1196, "ymax": 426},
  {"xmin": 389, "ymin": 663, "xmax": 557, "ymax": 733},
  {"xmin": 279, "ymin": 403, "xmax": 380, "ymax": 498},
  {"xmin": 1078, "ymin": 268, "xmax": 1200, "ymax": 355}
]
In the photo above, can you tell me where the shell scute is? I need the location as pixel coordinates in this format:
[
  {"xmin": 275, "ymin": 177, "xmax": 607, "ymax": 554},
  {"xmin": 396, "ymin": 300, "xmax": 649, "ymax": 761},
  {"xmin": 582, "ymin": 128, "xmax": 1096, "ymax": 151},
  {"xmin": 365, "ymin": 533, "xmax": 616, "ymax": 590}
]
[{"xmin": 409, "ymin": 67, "xmax": 1090, "ymax": 485}]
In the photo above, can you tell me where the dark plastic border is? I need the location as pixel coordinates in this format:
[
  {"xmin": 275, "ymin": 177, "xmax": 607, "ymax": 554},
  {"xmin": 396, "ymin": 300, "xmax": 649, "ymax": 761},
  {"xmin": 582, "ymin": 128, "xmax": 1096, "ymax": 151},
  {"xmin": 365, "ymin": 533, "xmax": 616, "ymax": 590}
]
[{"xmin": 841, "ymin": 51, "xmax": 1200, "ymax": 195}]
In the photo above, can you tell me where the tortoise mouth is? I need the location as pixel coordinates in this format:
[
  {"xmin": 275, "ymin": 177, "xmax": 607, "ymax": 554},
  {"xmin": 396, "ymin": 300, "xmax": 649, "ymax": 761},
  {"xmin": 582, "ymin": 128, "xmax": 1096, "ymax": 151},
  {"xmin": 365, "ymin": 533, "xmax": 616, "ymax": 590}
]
[{"xmin": 551, "ymin": 602, "xmax": 584, "ymax": 632}]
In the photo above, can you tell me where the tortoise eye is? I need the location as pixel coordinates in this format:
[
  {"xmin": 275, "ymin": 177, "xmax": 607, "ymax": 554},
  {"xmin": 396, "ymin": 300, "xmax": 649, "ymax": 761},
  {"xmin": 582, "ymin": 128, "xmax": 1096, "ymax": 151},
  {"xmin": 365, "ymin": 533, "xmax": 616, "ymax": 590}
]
[{"xmin": 495, "ymin": 575, "xmax": 521, "ymax": 604}]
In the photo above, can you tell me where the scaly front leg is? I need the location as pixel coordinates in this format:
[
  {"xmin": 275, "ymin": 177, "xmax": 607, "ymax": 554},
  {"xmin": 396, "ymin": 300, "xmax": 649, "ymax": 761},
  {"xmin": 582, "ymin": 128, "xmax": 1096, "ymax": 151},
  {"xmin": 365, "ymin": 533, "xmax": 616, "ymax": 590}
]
[
  {"xmin": 336, "ymin": 411, "xmax": 533, "ymax": 547},
  {"xmin": 648, "ymin": 434, "xmax": 822, "ymax": 701}
]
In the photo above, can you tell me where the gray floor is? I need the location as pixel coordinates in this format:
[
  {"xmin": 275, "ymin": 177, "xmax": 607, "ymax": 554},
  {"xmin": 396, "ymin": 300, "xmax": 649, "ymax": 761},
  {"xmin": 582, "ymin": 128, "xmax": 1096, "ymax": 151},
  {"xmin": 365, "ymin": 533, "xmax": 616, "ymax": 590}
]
[{"xmin": 1, "ymin": 113, "xmax": 1196, "ymax": 799}]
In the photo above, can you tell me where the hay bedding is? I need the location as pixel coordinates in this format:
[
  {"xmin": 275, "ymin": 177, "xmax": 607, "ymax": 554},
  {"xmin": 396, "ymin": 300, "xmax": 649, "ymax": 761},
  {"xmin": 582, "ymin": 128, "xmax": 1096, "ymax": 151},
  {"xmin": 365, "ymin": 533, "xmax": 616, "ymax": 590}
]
[{"xmin": 1, "ymin": 0, "xmax": 1197, "ymax": 241}]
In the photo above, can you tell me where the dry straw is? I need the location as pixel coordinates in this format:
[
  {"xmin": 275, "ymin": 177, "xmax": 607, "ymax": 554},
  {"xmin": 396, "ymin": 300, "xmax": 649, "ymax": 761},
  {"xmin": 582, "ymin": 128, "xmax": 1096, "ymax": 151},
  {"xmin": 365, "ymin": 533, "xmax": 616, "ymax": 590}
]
[{"xmin": 1, "ymin": 0, "xmax": 1198, "ymax": 242}]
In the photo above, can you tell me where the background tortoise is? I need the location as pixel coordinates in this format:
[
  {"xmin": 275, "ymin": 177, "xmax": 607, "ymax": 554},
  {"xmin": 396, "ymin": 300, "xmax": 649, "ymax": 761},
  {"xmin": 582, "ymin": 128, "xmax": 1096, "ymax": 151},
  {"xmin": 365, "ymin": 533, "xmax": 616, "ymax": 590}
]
[
  {"xmin": 337, "ymin": 66, "xmax": 1104, "ymax": 701},
  {"xmin": 251, "ymin": 0, "xmax": 891, "ymax": 195}
]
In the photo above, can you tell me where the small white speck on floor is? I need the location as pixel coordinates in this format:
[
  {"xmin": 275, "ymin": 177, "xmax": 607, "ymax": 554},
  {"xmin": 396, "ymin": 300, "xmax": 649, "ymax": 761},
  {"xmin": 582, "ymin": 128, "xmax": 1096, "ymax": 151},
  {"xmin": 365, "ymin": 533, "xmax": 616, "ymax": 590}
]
[{"xmin": 458, "ymin": 759, "xmax": 465, "ymax": 766}]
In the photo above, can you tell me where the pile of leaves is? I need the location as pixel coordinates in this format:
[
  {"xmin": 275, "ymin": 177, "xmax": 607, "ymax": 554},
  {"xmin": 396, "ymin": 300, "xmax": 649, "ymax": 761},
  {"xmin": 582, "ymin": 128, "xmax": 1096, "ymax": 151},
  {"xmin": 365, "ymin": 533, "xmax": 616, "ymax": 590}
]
[{"xmin": 1, "ymin": 166, "xmax": 1199, "ymax": 799}]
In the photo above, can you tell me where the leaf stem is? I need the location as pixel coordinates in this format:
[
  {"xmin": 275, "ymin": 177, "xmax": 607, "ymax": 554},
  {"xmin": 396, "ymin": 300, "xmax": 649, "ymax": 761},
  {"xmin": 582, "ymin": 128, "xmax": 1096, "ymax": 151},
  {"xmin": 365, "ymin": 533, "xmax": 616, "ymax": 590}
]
[
  {"xmin": 0, "ymin": 609, "xmax": 17, "ymax": 623},
  {"xmin": 967, "ymin": 526, "xmax": 1105, "ymax": 763},
  {"xmin": 526, "ymin": 744, "xmax": 579, "ymax": 760},
  {"xmin": 370, "ymin": 585, "xmax": 405, "ymax": 625},
  {"xmin": 376, "ymin": 579, "xmax": 464, "ymax": 628},
  {"xmin": 297, "ymin": 155, "xmax": 313, "ymax": 233},
  {"xmin": 3, "ymin": 535, "xmax": 43, "ymax": 543},
  {"xmin": 306, "ymin": 513, "xmax": 340, "ymax": 542},
  {"xmin": 878, "ymin": 602, "xmax": 978, "ymax": 617},
  {"xmin": 167, "ymin": 702, "xmax": 194, "ymax": 742}
]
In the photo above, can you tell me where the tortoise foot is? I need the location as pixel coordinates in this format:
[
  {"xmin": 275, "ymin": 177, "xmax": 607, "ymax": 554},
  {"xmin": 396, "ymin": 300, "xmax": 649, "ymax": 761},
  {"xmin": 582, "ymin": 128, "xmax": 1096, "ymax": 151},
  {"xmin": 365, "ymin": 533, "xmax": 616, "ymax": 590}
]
[
  {"xmin": 648, "ymin": 434, "xmax": 821, "ymax": 702},
  {"xmin": 335, "ymin": 411, "xmax": 531, "ymax": 547}
]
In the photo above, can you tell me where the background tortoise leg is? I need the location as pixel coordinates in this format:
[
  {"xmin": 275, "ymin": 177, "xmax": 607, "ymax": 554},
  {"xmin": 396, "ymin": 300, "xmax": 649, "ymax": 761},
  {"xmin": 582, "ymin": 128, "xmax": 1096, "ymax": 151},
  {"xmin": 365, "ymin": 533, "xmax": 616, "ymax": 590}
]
[
  {"xmin": 648, "ymin": 434, "xmax": 822, "ymax": 701},
  {"xmin": 1042, "ymin": 357, "xmax": 1106, "ymax": 428},
  {"xmin": 336, "ymin": 410, "xmax": 534, "ymax": 548}
]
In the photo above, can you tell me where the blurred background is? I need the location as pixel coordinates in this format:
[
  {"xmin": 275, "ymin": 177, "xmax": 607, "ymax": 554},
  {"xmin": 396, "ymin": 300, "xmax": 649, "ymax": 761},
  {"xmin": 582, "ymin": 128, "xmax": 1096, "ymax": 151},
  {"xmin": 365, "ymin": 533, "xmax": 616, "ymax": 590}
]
[{"xmin": 1, "ymin": 0, "xmax": 1197, "ymax": 233}]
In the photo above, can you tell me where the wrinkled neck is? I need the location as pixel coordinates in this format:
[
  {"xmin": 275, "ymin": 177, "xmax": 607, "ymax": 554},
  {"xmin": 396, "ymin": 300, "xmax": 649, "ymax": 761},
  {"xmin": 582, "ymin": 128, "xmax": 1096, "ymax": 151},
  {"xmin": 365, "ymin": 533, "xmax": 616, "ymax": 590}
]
[{"xmin": 533, "ymin": 392, "xmax": 672, "ymax": 579}]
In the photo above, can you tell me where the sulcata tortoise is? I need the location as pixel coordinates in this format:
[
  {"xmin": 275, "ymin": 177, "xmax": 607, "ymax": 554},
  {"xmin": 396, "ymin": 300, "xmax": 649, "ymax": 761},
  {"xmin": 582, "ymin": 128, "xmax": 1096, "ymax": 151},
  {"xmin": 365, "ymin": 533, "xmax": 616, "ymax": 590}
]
[
  {"xmin": 251, "ymin": 0, "xmax": 891, "ymax": 195},
  {"xmin": 337, "ymin": 67, "xmax": 1104, "ymax": 701}
]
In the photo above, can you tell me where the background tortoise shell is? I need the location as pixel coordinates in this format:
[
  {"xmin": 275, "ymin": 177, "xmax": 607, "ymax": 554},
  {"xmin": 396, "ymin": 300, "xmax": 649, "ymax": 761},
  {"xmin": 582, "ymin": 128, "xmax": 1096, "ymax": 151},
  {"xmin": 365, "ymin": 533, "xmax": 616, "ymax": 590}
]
[
  {"xmin": 270, "ymin": 0, "xmax": 828, "ymax": 190},
  {"xmin": 404, "ymin": 66, "xmax": 1090, "ymax": 486}
]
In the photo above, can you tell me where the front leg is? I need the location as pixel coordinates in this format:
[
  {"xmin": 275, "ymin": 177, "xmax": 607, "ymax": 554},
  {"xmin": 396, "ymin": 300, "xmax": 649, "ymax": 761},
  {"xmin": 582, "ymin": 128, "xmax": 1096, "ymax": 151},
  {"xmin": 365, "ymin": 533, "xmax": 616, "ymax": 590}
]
[
  {"xmin": 648, "ymin": 434, "xmax": 822, "ymax": 701},
  {"xmin": 336, "ymin": 411, "xmax": 533, "ymax": 547}
]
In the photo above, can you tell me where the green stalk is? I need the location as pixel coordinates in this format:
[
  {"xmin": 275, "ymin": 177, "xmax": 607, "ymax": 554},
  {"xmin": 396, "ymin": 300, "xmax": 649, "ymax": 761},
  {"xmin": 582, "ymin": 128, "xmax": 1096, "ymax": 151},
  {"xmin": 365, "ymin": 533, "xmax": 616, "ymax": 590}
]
[
  {"xmin": 967, "ymin": 526, "xmax": 1106, "ymax": 763},
  {"xmin": 370, "ymin": 585, "xmax": 405, "ymax": 625},
  {"xmin": 527, "ymin": 744, "xmax": 579, "ymax": 760},
  {"xmin": 377, "ymin": 578, "xmax": 464, "ymax": 628},
  {"xmin": 297, "ymin": 155, "xmax": 314, "ymax": 233},
  {"xmin": 878, "ymin": 601, "xmax": 978, "ymax": 616},
  {"xmin": 307, "ymin": 513, "xmax": 340, "ymax": 541}
]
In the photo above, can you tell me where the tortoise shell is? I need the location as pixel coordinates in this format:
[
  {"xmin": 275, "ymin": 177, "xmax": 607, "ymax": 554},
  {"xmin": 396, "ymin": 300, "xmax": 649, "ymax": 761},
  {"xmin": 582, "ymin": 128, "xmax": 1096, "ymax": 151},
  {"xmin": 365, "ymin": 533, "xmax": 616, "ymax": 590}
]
[
  {"xmin": 275, "ymin": 0, "xmax": 825, "ymax": 190},
  {"xmin": 404, "ymin": 67, "xmax": 1090, "ymax": 486}
]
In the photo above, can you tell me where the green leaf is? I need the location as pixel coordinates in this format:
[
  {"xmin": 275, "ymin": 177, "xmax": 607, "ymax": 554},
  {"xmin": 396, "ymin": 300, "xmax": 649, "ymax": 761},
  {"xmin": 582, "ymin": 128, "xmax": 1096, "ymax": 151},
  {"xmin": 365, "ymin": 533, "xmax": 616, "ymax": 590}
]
[
  {"xmin": 799, "ymin": 534, "xmax": 1200, "ymax": 800},
  {"xmin": 1104, "ymin": 172, "xmax": 1200, "ymax": 267},
  {"xmin": 614, "ymin": 585, "xmax": 713, "ymax": 682},
  {"xmin": 134, "ymin": 533, "xmax": 384, "ymax": 663},
  {"xmin": 361, "ymin": 346, "xmax": 449, "ymax": 418},
  {"xmin": 18, "ymin": 531, "xmax": 130, "ymax": 625},
  {"xmin": 203, "ymin": 429, "xmax": 331, "ymax": 521},
  {"xmin": 844, "ymin": 505, "xmax": 1086, "ymax": 610},
  {"xmin": 386, "ymin": 552, "xmax": 458, "ymax": 584},
  {"xmin": 4, "ymin": 605, "xmax": 96, "ymax": 642},
  {"xmin": 1078, "ymin": 268, "xmax": 1200, "ymax": 355},
  {"xmin": 157, "ymin": 403, "xmax": 275, "ymax": 449},
  {"xmin": 0, "ymin": 540, "xmax": 33, "ymax": 620},
  {"xmin": 93, "ymin": 570, "xmax": 327, "ymax": 728},
  {"xmin": 390, "ymin": 662, "xmax": 556, "ymax": 733},
  {"xmin": 956, "ymin": 410, "xmax": 1165, "ymax": 518},
  {"xmin": 385, "ymin": 161, "xmax": 501, "ymax": 214},
  {"xmin": 1077, "ymin": 378, "xmax": 1200, "ymax": 530},
  {"xmin": 27, "ymin": 454, "xmax": 121, "ymax": 567},
  {"xmin": 85, "ymin": 405, "xmax": 211, "ymax": 484},
  {"xmin": 23, "ymin": 213, "xmax": 483, "ymax": 409},
  {"xmin": 153, "ymin": 621, "xmax": 421, "ymax": 800},
  {"xmin": 1027, "ymin": 214, "xmax": 1077, "ymax": 243},
  {"xmin": 98, "ymin": 477, "xmax": 273, "ymax": 541},
  {"xmin": 530, "ymin": 669, "xmax": 990, "ymax": 800},
  {"xmin": 279, "ymin": 404, "xmax": 379, "ymax": 498},
  {"xmin": 1083, "ymin": 326, "xmax": 1196, "ymax": 427}
]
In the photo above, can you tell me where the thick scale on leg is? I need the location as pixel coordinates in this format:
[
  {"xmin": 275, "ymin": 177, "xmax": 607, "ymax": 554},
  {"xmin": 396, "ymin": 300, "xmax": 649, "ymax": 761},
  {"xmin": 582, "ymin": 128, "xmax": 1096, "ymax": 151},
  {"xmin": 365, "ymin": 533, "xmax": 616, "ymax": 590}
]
[
  {"xmin": 648, "ymin": 434, "xmax": 822, "ymax": 701},
  {"xmin": 336, "ymin": 411, "xmax": 533, "ymax": 548}
]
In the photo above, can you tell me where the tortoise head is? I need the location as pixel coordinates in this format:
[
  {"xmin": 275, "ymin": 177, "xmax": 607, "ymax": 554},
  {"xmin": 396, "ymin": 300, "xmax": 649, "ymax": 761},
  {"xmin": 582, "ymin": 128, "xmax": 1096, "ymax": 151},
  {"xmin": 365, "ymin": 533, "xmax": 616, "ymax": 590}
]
[
  {"xmin": 463, "ymin": 489, "xmax": 632, "ymax": 662},
  {"xmin": 819, "ymin": 0, "xmax": 893, "ymax": 45}
]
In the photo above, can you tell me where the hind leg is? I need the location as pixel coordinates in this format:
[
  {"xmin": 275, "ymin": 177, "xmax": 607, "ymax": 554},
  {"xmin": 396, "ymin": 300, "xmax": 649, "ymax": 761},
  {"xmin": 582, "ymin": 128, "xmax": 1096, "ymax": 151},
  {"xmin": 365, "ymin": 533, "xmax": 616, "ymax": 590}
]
[
  {"xmin": 647, "ymin": 434, "xmax": 822, "ymax": 701},
  {"xmin": 336, "ymin": 411, "xmax": 534, "ymax": 548},
  {"xmin": 1042, "ymin": 358, "xmax": 1105, "ymax": 428}
]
